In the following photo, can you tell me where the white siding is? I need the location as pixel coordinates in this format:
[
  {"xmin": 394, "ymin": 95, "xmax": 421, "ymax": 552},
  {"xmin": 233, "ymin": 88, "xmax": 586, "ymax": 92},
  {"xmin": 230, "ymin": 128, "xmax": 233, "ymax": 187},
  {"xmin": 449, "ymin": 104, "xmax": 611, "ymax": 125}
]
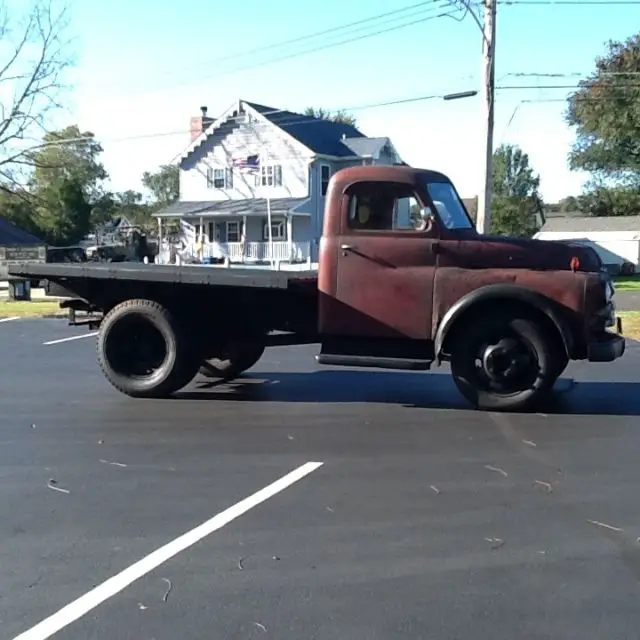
[
  {"xmin": 292, "ymin": 216, "xmax": 310, "ymax": 242},
  {"xmin": 180, "ymin": 119, "xmax": 313, "ymax": 202},
  {"xmin": 535, "ymin": 231, "xmax": 640, "ymax": 266}
]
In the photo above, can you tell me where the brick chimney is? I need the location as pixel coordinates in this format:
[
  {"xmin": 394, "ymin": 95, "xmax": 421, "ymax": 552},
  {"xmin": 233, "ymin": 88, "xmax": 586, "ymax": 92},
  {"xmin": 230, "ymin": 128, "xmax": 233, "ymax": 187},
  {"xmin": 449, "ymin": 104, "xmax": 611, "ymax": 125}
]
[{"xmin": 190, "ymin": 105, "xmax": 214, "ymax": 142}]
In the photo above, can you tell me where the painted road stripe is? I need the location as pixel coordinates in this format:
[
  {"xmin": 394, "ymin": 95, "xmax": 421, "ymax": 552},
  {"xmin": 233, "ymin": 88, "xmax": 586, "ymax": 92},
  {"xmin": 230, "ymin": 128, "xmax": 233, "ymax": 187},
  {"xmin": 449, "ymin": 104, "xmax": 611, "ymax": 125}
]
[
  {"xmin": 0, "ymin": 316, "xmax": 20, "ymax": 323},
  {"xmin": 43, "ymin": 332, "xmax": 98, "ymax": 346},
  {"xmin": 12, "ymin": 461, "xmax": 324, "ymax": 640}
]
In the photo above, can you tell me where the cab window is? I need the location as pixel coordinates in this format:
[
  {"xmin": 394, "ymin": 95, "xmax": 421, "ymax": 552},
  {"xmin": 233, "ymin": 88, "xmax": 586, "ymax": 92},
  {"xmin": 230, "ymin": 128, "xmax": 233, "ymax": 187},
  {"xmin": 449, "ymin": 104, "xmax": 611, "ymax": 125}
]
[{"xmin": 346, "ymin": 181, "xmax": 434, "ymax": 233}]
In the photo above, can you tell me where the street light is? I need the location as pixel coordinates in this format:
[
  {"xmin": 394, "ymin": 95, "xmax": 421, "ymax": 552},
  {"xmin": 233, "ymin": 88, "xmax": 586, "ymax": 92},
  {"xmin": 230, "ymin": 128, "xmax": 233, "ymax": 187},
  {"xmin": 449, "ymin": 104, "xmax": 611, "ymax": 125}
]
[{"xmin": 443, "ymin": 90, "xmax": 478, "ymax": 101}]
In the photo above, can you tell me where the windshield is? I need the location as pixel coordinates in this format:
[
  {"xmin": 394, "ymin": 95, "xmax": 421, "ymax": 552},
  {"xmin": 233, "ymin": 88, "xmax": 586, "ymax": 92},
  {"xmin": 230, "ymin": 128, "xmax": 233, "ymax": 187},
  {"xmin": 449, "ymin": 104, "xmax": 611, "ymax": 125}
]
[{"xmin": 426, "ymin": 181, "xmax": 473, "ymax": 230}]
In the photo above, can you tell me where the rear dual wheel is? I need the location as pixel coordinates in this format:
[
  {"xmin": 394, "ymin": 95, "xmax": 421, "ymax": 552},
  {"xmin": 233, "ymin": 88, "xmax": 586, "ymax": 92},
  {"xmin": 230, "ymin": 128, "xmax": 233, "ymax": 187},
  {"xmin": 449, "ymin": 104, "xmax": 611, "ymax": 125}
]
[
  {"xmin": 199, "ymin": 342, "xmax": 265, "ymax": 380},
  {"xmin": 450, "ymin": 312, "xmax": 561, "ymax": 412}
]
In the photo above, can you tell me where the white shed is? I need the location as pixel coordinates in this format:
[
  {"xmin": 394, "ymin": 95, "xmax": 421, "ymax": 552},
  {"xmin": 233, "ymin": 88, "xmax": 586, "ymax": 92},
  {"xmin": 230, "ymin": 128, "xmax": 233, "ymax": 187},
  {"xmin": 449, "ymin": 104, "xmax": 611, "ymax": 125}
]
[{"xmin": 535, "ymin": 215, "xmax": 640, "ymax": 270}]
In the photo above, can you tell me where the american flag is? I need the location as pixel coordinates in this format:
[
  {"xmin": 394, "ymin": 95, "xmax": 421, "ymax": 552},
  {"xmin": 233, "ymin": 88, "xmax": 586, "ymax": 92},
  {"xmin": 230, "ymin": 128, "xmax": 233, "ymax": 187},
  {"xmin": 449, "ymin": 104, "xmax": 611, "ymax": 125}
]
[{"xmin": 232, "ymin": 154, "xmax": 260, "ymax": 171}]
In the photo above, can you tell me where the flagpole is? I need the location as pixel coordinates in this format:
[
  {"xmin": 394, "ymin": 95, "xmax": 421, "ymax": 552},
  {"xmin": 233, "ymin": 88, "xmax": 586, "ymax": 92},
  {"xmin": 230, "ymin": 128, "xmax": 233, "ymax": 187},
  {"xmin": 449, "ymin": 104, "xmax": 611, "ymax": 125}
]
[{"xmin": 262, "ymin": 147, "xmax": 273, "ymax": 269}]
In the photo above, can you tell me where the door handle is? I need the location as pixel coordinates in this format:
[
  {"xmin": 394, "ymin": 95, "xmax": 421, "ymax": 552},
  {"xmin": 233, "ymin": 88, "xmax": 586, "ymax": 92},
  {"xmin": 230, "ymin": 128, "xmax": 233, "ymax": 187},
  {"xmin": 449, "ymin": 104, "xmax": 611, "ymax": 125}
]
[{"xmin": 341, "ymin": 244, "xmax": 354, "ymax": 251}]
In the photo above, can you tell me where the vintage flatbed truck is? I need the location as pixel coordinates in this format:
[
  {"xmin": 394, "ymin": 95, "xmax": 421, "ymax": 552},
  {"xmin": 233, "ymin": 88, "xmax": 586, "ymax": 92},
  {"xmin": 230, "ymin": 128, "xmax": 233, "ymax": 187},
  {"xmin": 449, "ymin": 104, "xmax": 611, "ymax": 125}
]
[{"xmin": 9, "ymin": 165, "xmax": 625, "ymax": 411}]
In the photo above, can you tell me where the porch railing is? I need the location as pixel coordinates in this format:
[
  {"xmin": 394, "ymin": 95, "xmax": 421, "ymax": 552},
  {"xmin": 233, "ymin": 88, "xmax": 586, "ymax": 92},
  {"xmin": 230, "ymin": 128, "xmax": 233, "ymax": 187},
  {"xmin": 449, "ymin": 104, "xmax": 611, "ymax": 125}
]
[
  {"xmin": 159, "ymin": 241, "xmax": 311, "ymax": 265},
  {"xmin": 202, "ymin": 241, "xmax": 310, "ymax": 263}
]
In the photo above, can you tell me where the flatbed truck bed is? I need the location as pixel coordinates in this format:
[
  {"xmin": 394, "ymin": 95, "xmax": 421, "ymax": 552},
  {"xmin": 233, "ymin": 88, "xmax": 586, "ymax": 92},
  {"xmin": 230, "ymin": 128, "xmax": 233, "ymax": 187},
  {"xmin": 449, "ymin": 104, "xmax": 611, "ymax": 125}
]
[{"xmin": 8, "ymin": 262, "xmax": 319, "ymax": 290}]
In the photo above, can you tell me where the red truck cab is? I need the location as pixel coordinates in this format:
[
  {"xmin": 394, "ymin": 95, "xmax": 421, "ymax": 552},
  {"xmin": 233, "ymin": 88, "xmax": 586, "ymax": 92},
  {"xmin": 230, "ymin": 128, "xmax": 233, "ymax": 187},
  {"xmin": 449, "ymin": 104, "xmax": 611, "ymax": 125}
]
[{"xmin": 314, "ymin": 165, "xmax": 622, "ymax": 409}]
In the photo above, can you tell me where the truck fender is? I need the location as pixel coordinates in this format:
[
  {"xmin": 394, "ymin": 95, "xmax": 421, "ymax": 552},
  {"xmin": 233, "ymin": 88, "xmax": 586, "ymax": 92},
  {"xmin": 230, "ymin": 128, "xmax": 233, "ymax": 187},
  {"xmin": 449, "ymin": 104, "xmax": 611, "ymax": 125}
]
[{"xmin": 434, "ymin": 284, "xmax": 573, "ymax": 362}]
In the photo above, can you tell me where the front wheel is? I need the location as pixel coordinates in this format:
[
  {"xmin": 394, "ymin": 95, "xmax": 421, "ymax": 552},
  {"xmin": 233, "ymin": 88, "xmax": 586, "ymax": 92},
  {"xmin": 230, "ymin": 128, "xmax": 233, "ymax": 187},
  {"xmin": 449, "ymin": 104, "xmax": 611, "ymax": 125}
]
[{"xmin": 450, "ymin": 313, "xmax": 559, "ymax": 412}]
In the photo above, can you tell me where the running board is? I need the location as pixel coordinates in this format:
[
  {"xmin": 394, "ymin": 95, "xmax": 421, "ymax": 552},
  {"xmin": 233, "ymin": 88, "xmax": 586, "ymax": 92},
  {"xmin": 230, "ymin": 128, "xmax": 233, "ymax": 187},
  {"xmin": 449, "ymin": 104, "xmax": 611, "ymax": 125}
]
[{"xmin": 316, "ymin": 353, "xmax": 431, "ymax": 370}]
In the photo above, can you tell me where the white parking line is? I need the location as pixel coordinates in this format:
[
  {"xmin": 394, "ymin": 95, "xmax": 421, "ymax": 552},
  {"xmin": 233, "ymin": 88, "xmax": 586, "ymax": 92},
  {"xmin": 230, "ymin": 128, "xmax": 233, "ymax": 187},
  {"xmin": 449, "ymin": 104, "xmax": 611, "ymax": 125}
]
[
  {"xmin": 43, "ymin": 332, "xmax": 98, "ymax": 346},
  {"xmin": 12, "ymin": 460, "xmax": 324, "ymax": 640},
  {"xmin": 0, "ymin": 316, "xmax": 20, "ymax": 323}
]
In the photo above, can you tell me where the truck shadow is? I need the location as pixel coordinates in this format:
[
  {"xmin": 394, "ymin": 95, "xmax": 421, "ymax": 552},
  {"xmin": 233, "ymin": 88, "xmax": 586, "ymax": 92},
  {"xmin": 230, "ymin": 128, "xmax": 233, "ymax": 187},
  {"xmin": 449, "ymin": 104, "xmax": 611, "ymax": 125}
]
[{"xmin": 174, "ymin": 370, "xmax": 640, "ymax": 416}]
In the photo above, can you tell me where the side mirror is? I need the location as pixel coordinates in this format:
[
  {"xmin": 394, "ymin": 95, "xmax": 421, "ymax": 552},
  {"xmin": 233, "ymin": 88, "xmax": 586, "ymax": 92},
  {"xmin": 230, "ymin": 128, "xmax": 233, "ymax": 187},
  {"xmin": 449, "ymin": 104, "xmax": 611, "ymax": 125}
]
[
  {"xmin": 421, "ymin": 207, "xmax": 434, "ymax": 222},
  {"xmin": 414, "ymin": 207, "xmax": 434, "ymax": 231}
]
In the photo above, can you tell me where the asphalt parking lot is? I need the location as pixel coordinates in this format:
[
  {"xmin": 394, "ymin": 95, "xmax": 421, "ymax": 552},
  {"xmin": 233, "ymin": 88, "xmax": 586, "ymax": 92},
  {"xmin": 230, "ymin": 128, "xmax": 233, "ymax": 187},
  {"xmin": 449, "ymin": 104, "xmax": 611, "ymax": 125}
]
[{"xmin": 2, "ymin": 318, "xmax": 640, "ymax": 640}]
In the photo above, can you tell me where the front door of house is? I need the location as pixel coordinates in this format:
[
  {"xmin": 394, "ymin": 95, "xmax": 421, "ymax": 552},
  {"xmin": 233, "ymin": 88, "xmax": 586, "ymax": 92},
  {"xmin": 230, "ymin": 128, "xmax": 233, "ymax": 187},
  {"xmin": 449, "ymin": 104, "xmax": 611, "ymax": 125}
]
[{"xmin": 329, "ymin": 180, "xmax": 439, "ymax": 340}]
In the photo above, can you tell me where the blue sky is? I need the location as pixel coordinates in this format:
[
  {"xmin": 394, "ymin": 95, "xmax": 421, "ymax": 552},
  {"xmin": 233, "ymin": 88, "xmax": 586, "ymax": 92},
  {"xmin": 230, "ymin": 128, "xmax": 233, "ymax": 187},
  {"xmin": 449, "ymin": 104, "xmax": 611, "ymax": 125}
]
[{"xmin": 50, "ymin": 0, "xmax": 640, "ymax": 201}]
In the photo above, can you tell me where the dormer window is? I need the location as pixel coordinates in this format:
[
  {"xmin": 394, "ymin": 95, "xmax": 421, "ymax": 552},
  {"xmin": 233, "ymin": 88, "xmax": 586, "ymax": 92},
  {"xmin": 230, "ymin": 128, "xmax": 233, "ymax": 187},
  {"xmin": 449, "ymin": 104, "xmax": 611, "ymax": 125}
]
[{"xmin": 255, "ymin": 164, "xmax": 282, "ymax": 187}]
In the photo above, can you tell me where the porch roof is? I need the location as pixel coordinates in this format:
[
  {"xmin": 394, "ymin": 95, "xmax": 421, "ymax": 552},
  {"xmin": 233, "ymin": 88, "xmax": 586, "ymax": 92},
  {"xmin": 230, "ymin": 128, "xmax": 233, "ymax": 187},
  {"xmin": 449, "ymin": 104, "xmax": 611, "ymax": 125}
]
[{"xmin": 153, "ymin": 197, "xmax": 311, "ymax": 219}]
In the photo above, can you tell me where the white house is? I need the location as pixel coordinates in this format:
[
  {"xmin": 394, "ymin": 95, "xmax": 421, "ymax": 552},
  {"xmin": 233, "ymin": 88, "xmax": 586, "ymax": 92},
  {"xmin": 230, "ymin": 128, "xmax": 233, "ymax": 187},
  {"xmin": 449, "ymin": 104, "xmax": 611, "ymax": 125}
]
[
  {"xmin": 154, "ymin": 99, "xmax": 403, "ymax": 265},
  {"xmin": 535, "ymin": 214, "xmax": 640, "ymax": 272}
]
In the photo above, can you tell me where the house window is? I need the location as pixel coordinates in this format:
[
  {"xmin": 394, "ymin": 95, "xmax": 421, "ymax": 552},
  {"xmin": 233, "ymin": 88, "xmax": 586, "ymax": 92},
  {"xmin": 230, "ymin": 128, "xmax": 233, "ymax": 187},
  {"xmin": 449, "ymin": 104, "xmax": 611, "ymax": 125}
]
[
  {"xmin": 321, "ymin": 165, "xmax": 331, "ymax": 196},
  {"xmin": 207, "ymin": 167, "xmax": 233, "ymax": 189},
  {"xmin": 226, "ymin": 220, "xmax": 241, "ymax": 243},
  {"xmin": 263, "ymin": 218, "xmax": 286, "ymax": 241},
  {"xmin": 255, "ymin": 164, "xmax": 282, "ymax": 187}
]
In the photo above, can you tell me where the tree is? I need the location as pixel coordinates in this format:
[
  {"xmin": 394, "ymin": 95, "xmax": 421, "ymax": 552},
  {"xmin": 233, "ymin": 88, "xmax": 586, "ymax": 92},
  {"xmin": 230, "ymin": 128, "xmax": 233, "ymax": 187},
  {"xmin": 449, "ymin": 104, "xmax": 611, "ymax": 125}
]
[
  {"xmin": 304, "ymin": 107, "xmax": 357, "ymax": 127},
  {"xmin": 28, "ymin": 125, "xmax": 107, "ymax": 197},
  {"xmin": 0, "ymin": 0, "xmax": 72, "ymax": 192},
  {"xmin": 491, "ymin": 144, "xmax": 543, "ymax": 237},
  {"xmin": 28, "ymin": 125, "xmax": 107, "ymax": 244},
  {"xmin": 142, "ymin": 164, "xmax": 179, "ymax": 208},
  {"xmin": 575, "ymin": 185, "xmax": 640, "ymax": 217},
  {"xmin": 558, "ymin": 196, "xmax": 579, "ymax": 212},
  {"xmin": 112, "ymin": 190, "xmax": 153, "ymax": 227},
  {"xmin": 566, "ymin": 33, "xmax": 640, "ymax": 184}
]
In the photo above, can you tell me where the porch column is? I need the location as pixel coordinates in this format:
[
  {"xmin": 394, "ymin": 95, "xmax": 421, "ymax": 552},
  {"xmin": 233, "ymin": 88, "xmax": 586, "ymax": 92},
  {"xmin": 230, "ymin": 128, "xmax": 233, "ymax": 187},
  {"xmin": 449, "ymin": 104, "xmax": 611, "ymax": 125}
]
[
  {"xmin": 286, "ymin": 214, "xmax": 293, "ymax": 262},
  {"xmin": 157, "ymin": 217, "xmax": 163, "ymax": 264},
  {"xmin": 242, "ymin": 214, "xmax": 247, "ymax": 262}
]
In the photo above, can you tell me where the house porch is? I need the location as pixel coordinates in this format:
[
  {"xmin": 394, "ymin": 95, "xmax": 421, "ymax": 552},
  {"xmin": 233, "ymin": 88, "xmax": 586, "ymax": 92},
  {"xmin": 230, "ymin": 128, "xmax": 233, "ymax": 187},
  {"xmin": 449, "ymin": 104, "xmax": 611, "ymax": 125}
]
[{"xmin": 154, "ymin": 198, "xmax": 312, "ymax": 266}]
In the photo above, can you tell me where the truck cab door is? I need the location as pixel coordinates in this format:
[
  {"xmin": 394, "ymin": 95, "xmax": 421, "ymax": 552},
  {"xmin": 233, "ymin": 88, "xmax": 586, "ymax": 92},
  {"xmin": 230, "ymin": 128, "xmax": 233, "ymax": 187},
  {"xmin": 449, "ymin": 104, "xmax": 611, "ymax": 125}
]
[{"xmin": 325, "ymin": 180, "xmax": 438, "ymax": 340}]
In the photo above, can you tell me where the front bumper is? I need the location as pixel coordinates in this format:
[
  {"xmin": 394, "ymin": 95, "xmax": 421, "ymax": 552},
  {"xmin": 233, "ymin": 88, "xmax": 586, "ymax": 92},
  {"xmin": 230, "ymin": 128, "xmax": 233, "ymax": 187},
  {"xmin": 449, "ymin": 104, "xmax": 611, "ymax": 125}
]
[{"xmin": 587, "ymin": 329, "xmax": 626, "ymax": 363}]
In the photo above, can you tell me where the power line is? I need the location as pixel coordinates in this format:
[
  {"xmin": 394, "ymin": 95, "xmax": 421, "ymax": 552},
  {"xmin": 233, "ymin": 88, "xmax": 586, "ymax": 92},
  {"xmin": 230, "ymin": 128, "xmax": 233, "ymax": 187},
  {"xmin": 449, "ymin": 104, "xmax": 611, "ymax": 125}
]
[
  {"xmin": 156, "ymin": 1, "xmax": 443, "ymax": 79},
  {"xmin": 505, "ymin": 72, "xmax": 640, "ymax": 80},
  {"xmin": 120, "ymin": 3, "xmax": 458, "ymax": 95},
  {"xmin": 496, "ymin": 83, "xmax": 640, "ymax": 90},
  {"xmin": 499, "ymin": 1, "xmax": 640, "ymax": 5},
  {"xmin": 499, "ymin": 93, "xmax": 637, "ymax": 143},
  {"xmin": 26, "ymin": 92, "xmax": 466, "ymax": 150},
  {"xmin": 25, "ymin": 83, "xmax": 633, "ymax": 151}
]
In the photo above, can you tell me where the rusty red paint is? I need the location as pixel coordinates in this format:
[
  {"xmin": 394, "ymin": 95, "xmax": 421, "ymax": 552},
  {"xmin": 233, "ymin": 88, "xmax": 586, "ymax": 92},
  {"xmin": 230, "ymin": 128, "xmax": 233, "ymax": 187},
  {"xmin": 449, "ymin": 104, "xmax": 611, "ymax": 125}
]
[{"xmin": 319, "ymin": 165, "xmax": 605, "ymax": 343}]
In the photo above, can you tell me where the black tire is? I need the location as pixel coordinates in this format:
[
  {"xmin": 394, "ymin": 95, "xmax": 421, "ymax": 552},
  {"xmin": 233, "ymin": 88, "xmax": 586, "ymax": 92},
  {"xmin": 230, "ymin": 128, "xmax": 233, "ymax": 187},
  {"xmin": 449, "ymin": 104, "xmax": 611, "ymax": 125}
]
[
  {"xmin": 552, "ymin": 353, "xmax": 569, "ymax": 379},
  {"xmin": 97, "ymin": 299, "xmax": 200, "ymax": 398},
  {"xmin": 450, "ymin": 312, "xmax": 559, "ymax": 412},
  {"xmin": 199, "ymin": 342, "xmax": 266, "ymax": 380}
]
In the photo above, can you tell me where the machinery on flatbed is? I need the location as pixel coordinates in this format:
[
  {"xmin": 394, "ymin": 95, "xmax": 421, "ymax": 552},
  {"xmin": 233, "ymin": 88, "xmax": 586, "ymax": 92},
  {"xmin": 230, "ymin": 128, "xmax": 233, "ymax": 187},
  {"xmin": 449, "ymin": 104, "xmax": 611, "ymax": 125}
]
[{"xmin": 10, "ymin": 166, "xmax": 625, "ymax": 411}]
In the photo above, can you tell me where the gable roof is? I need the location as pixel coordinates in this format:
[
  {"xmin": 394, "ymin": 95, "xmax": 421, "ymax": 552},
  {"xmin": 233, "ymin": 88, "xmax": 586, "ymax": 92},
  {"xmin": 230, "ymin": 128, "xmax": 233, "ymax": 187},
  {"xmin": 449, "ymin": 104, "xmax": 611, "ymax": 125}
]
[
  {"xmin": 539, "ymin": 215, "xmax": 640, "ymax": 234},
  {"xmin": 181, "ymin": 99, "xmax": 395, "ymax": 164},
  {"xmin": 0, "ymin": 215, "xmax": 43, "ymax": 245},
  {"xmin": 242, "ymin": 101, "xmax": 366, "ymax": 157}
]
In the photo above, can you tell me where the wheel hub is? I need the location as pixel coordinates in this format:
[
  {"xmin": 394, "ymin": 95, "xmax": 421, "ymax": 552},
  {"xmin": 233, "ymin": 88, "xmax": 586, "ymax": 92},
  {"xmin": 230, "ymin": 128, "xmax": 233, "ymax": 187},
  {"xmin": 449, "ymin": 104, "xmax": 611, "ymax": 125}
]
[{"xmin": 482, "ymin": 338, "xmax": 527, "ymax": 382}]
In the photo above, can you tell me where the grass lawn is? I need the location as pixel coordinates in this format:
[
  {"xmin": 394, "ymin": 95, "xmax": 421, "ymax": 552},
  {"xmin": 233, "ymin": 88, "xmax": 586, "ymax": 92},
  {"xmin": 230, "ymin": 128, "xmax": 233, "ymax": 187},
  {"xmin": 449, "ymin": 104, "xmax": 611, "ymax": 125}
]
[
  {"xmin": 618, "ymin": 311, "xmax": 640, "ymax": 341},
  {"xmin": 613, "ymin": 275, "xmax": 640, "ymax": 291},
  {"xmin": 0, "ymin": 299, "xmax": 66, "ymax": 318}
]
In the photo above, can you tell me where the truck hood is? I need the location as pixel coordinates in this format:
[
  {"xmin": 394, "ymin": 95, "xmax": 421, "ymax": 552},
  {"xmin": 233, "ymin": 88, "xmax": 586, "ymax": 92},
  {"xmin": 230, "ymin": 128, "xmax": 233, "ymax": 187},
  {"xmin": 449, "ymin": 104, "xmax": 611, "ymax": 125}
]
[{"xmin": 443, "ymin": 235, "xmax": 603, "ymax": 273}]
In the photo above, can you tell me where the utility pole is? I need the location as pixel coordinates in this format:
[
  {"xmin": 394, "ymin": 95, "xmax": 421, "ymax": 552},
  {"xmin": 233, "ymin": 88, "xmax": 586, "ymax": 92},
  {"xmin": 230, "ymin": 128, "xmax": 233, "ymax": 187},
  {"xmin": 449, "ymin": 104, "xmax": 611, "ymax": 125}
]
[{"xmin": 476, "ymin": 0, "xmax": 496, "ymax": 235}]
